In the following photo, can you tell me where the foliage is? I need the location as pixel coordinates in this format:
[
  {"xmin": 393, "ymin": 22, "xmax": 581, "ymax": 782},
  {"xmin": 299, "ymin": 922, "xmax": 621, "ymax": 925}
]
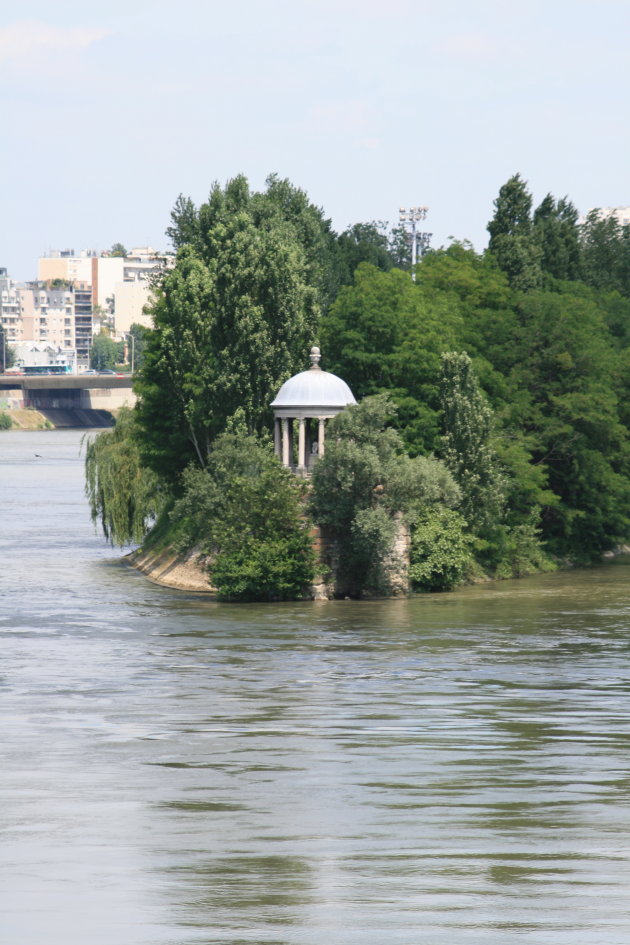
[
  {"xmin": 491, "ymin": 513, "xmax": 557, "ymax": 579},
  {"xmin": 90, "ymin": 332, "xmax": 121, "ymax": 371},
  {"xmin": 84, "ymin": 408, "xmax": 165, "ymax": 545},
  {"xmin": 533, "ymin": 194, "xmax": 581, "ymax": 282},
  {"xmin": 508, "ymin": 287, "xmax": 630, "ymax": 559},
  {"xmin": 110, "ymin": 242, "xmax": 128, "ymax": 257},
  {"xmin": 86, "ymin": 171, "xmax": 630, "ymax": 590},
  {"xmin": 1, "ymin": 326, "xmax": 15, "ymax": 369},
  {"xmin": 310, "ymin": 395, "xmax": 459, "ymax": 596},
  {"xmin": 171, "ymin": 422, "xmax": 315, "ymax": 601},
  {"xmin": 409, "ymin": 507, "xmax": 473, "ymax": 592},
  {"xmin": 439, "ymin": 352, "xmax": 505, "ymax": 533},
  {"xmin": 487, "ymin": 173, "xmax": 542, "ymax": 291},
  {"xmin": 336, "ymin": 221, "xmax": 395, "ymax": 285},
  {"xmin": 0, "ymin": 411, "xmax": 13, "ymax": 429},
  {"xmin": 135, "ymin": 175, "xmax": 326, "ymax": 486},
  {"xmin": 322, "ymin": 263, "xmax": 462, "ymax": 454},
  {"xmin": 580, "ymin": 210, "xmax": 630, "ymax": 296},
  {"xmin": 127, "ymin": 323, "xmax": 150, "ymax": 370}
]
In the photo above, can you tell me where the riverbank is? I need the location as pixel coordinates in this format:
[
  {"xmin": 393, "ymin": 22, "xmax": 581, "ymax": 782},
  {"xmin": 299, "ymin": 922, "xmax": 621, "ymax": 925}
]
[
  {"xmin": 0, "ymin": 407, "xmax": 115, "ymax": 429},
  {"xmin": 127, "ymin": 544, "xmax": 215, "ymax": 593},
  {"xmin": 1, "ymin": 408, "xmax": 53, "ymax": 430},
  {"xmin": 125, "ymin": 535, "xmax": 630, "ymax": 599}
]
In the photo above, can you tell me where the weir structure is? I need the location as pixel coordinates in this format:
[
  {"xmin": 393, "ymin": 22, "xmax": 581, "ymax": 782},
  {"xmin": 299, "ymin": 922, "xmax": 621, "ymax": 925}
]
[{"xmin": 270, "ymin": 347, "xmax": 356, "ymax": 476}]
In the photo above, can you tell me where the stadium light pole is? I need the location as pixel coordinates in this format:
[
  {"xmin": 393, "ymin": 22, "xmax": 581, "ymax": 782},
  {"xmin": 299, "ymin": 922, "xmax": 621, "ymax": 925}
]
[{"xmin": 398, "ymin": 206, "xmax": 431, "ymax": 281}]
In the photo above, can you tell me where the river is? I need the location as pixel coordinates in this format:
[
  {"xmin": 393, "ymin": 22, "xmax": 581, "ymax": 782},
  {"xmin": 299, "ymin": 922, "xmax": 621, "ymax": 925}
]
[{"xmin": 2, "ymin": 428, "xmax": 630, "ymax": 944}]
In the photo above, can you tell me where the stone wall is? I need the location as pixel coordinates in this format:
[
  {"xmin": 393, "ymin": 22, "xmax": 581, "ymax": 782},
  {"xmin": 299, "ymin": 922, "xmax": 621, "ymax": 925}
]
[{"xmin": 309, "ymin": 517, "xmax": 410, "ymax": 599}]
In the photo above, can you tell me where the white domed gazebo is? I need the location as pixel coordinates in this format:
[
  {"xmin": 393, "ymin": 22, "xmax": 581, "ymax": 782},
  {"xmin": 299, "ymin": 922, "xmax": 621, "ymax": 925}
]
[{"xmin": 271, "ymin": 347, "xmax": 356, "ymax": 476}]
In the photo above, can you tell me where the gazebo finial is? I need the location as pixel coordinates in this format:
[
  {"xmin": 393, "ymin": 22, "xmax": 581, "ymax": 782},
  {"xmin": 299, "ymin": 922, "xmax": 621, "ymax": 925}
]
[{"xmin": 309, "ymin": 346, "xmax": 321, "ymax": 370}]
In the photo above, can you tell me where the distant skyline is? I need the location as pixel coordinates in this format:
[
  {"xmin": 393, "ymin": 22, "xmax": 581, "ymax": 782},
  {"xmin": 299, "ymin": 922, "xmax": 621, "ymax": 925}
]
[{"xmin": 3, "ymin": 0, "xmax": 629, "ymax": 281}]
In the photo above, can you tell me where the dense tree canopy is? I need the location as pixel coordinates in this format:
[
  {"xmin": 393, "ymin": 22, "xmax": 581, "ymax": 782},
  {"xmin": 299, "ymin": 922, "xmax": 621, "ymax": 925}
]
[{"xmin": 135, "ymin": 176, "xmax": 324, "ymax": 485}]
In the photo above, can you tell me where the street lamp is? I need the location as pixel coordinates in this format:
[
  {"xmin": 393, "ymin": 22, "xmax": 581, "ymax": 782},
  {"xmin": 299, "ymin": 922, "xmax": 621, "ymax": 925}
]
[
  {"xmin": 398, "ymin": 206, "xmax": 431, "ymax": 281},
  {"xmin": 125, "ymin": 332, "xmax": 135, "ymax": 374}
]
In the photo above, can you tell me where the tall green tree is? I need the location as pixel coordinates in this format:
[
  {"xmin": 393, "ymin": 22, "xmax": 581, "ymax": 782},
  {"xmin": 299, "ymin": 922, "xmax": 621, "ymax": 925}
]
[
  {"xmin": 439, "ymin": 352, "xmax": 505, "ymax": 534},
  {"xmin": 166, "ymin": 195, "xmax": 199, "ymax": 251},
  {"xmin": 135, "ymin": 176, "xmax": 322, "ymax": 486},
  {"xmin": 508, "ymin": 287, "xmax": 630, "ymax": 559},
  {"xmin": 90, "ymin": 332, "xmax": 120, "ymax": 371},
  {"xmin": 533, "ymin": 194, "xmax": 581, "ymax": 282},
  {"xmin": 487, "ymin": 173, "xmax": 542, "ymax": 291},
  {"xmin": 580, "ymin": 210, "xmax": 630, "ymax": 296}
]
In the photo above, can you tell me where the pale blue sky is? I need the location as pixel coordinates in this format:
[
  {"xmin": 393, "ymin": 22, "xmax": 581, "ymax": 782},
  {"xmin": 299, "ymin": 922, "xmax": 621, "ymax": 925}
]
[{"xmin": 2, "ymin": 0, "xmax": 629, "ymax": 280}]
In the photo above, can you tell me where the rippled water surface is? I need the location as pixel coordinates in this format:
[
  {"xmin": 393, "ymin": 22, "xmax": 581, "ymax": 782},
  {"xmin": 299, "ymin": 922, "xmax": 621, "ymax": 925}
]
[{"xmin": 2, "ymin": 429, "xmax": 630, "ymax": 944}]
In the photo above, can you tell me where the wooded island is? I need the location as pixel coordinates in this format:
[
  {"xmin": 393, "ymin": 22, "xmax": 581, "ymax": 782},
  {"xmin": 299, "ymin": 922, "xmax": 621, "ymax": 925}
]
[{"xmin": 85, "ymin": 174, "xmax": 630, "ymax": 600}]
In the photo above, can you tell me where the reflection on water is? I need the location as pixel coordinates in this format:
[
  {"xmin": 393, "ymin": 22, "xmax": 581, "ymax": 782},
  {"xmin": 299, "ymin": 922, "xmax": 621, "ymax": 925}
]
[{"xmin": 2, "ymin": 430, "xmax": 630, "ymax": 944}]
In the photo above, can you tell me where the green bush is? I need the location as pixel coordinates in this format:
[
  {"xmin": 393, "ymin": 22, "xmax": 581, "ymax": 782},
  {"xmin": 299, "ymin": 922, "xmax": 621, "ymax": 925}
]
[
  {"xmin": 409, "ymin": 506, "xmax": 473, "ymax": 592},
  {"xmin": 172, "ymin": 424, "xmax": 316, "ymax": 602},
  {"xmin": 0, "ymin": 412, "xmax": 13, "ymax": 430},
  {"xmin": 211, "ymin": 533, "xmax": 316, "ymax": 603},
  {"xmin": 310, "ymin": 394, "xmax": 460, "ymax": 596},
  {"xmin": 491, "ymin": 513, "xmax": 557, "ymax": 579}
]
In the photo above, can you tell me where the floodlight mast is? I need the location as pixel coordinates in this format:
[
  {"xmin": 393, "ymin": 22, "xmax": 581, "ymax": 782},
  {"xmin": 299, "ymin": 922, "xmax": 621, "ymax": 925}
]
[{"xmin": 398, "ymin": 206, "xmax": 431, "ymax": 281}]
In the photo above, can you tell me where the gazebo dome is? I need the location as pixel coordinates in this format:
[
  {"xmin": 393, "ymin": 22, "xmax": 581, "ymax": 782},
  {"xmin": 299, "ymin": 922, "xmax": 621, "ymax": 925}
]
[
  {"xmin": 271, "ymin": 347, "xmax": 356, "ymax": 415},
  {"xmin": 270, "ymin": 347, "xmax": 355, "ymax": 475}
]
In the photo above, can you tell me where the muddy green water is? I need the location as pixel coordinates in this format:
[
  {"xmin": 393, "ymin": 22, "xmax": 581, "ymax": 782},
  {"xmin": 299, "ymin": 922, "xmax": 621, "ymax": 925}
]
[{"xmin": 2, "ymin": 429, "xmax": 630, "ymax": 944}]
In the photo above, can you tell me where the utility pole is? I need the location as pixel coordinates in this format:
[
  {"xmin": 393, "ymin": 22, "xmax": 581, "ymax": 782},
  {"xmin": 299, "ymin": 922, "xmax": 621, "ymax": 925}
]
[{"xmin": 398, "ymin": 206, "xmax": 431, "ymax": 281}]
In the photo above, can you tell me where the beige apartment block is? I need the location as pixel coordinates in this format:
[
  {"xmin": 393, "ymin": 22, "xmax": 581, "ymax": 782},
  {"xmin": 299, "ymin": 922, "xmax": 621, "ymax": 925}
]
[
  {"xmin": 1, "ymin": 275, "xmax": 78, "ymax": 350},
  {"xmin": 39, "ymin": 247, "xmax": 171, "ymax": 329},
  {"xmin": 113, "ymin": 280, "xmax": 154, "ymax": 333},
  {"xmin": 38, "ymin": 250, "xmax": 94, "ymax": 287}
]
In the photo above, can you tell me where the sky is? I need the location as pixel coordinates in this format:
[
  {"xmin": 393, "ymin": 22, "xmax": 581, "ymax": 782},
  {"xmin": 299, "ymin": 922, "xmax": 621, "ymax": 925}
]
[{"xmin": 2, "ymin": 0, "xmax": 629, "ymax": 280}]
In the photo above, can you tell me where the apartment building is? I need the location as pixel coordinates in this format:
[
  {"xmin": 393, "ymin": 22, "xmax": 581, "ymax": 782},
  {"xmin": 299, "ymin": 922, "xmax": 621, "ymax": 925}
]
[
  {"xmin": 1, "ymin": 273, "xmax": 91, "ymax": 364},
  {"xmin": 39, "ymin": 246, "xmax": 172, "ymax": 334}
]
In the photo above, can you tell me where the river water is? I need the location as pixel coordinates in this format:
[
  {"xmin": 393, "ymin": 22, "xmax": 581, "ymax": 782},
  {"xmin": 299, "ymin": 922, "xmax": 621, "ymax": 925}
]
[{"xmin": 2, "ymin": 429, "xmax": 630, "ymax": 944}]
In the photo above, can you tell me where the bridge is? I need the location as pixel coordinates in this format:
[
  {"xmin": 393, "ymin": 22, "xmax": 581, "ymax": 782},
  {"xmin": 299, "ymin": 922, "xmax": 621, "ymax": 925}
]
[{"xmin": 0, "ymin": 374, "xmax": 136, "ymax": 426}]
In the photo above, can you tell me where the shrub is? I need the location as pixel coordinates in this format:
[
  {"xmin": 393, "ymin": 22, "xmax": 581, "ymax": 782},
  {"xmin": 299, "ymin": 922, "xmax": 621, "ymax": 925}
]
[
  {"xmin": 310, "ymin": 394, "xmax": 460, "ymax": 596},
  {"xmin": 172, "ymin": 425, "xmax": 316, "ymax": 602},
  {"xmin": 409, "ymin": 506, "xmax": 473, "ymax": 592}
]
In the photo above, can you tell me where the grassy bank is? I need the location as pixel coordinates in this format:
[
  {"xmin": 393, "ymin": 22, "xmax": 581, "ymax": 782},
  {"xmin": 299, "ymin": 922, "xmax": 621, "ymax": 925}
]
[{"xmin": 0, "ymin": 409, "xmax": 53, "ymax": 430}]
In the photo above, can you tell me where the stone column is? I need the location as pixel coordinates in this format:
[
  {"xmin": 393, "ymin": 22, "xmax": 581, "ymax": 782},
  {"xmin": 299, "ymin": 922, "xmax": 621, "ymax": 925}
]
[
  {"xmin": 274, "ymin": 418, "xmax": 281, "ymax": 459},
  {"xmin": 282, "ymin": 418, "xmax": 290, "ymax": 467},
  {"xmin": 305, "ymin": 420, "xmax": 312, "ymax": 470},
  {"xmin": 297, "ymin": 417, "xmax": 306, "ymax": 474},
  {"xmin": 318, "ymin": 417, "xmax": 326, "ymax": 457}
]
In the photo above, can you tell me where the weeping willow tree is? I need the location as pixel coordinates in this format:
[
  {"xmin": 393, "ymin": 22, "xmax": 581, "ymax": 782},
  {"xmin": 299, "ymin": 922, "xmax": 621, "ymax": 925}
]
[{"xmin": 84, "ymin": 408, "xmax": 165, "ymax": 545}]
